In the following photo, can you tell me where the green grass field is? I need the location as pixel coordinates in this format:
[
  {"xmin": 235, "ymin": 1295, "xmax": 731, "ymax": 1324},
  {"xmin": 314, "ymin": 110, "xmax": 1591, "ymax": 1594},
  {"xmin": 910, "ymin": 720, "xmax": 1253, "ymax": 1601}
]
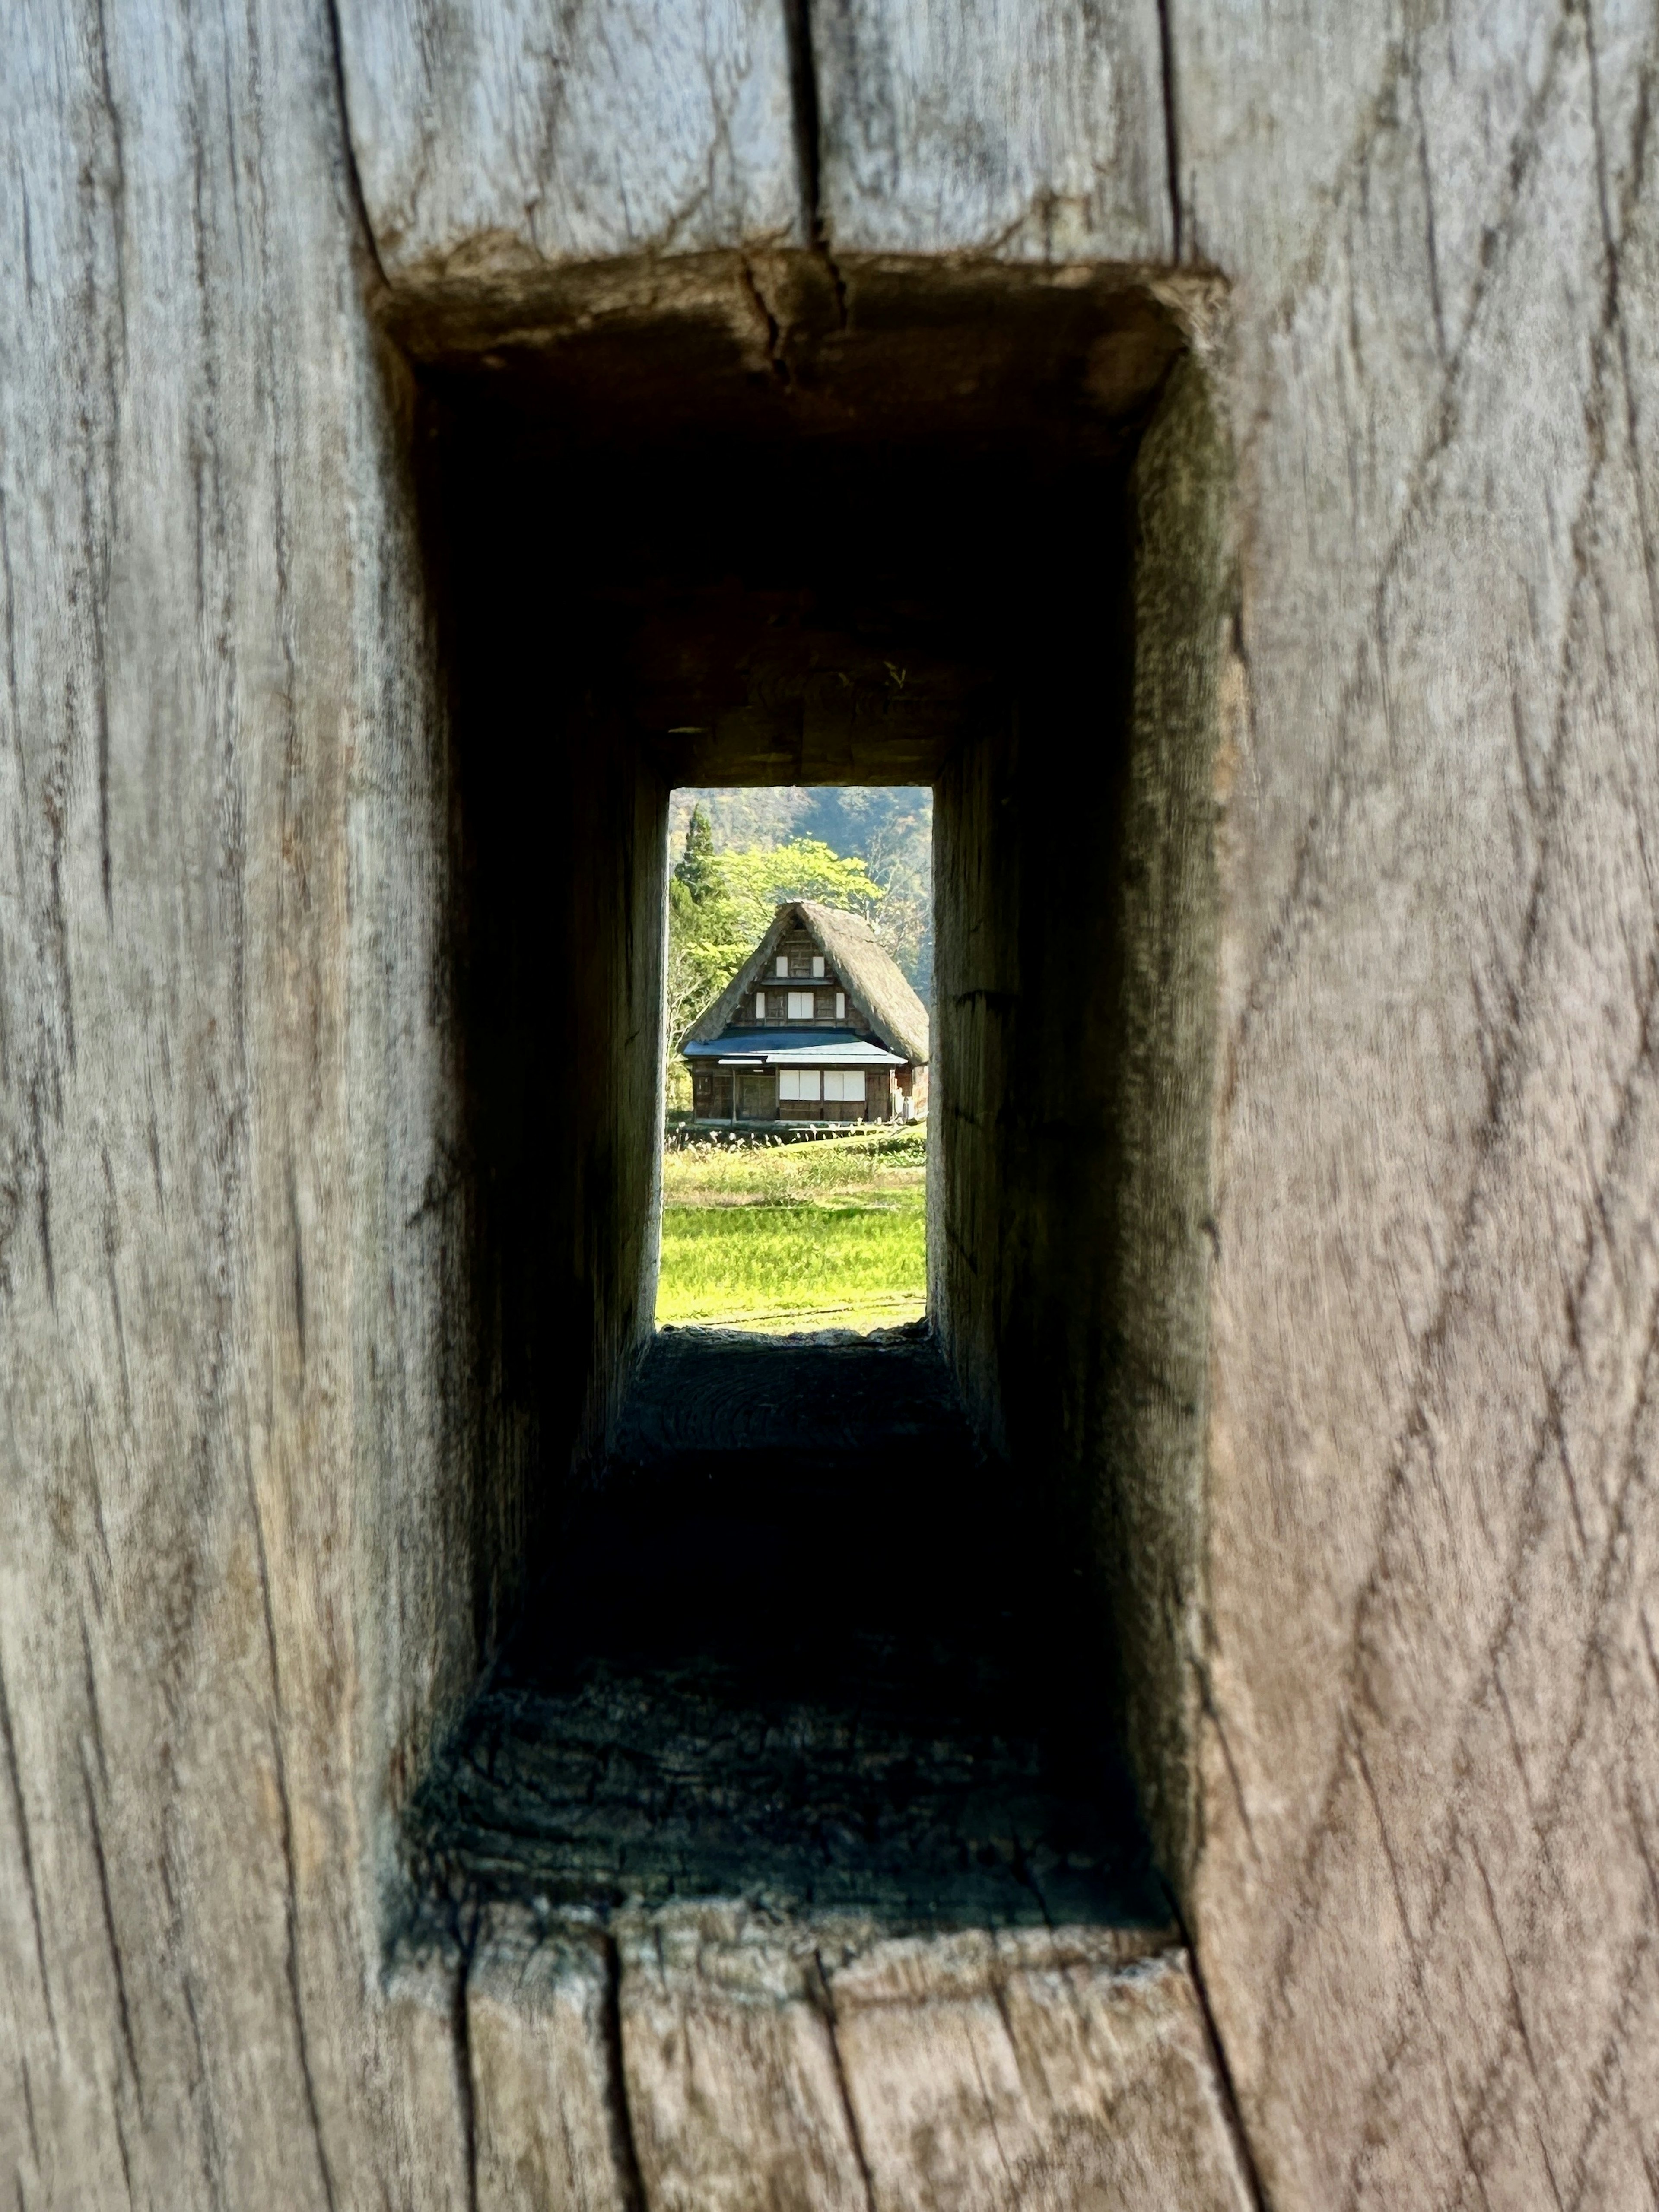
[{"xmin": 655, "ymin": 1126, "xmax": 927, "ymax": 1331}]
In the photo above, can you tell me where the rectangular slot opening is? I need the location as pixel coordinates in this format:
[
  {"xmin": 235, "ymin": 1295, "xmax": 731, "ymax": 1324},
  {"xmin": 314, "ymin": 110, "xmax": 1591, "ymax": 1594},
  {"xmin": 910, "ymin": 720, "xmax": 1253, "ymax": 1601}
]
[
  {"xmin": 404, "ymin": 266, "xmax": 1228, "ymax": 1931},
  {"xmin": 662, "ymin": 784, "xmax": 931, "ymax": 1334}
]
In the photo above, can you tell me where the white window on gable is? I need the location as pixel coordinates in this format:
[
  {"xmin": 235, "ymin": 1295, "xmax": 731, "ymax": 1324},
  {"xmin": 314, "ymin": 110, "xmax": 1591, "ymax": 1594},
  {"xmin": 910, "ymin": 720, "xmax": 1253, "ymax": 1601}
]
[
  {"xmin": 812, "ymin": 955, "xmax": 825, "ymax": 977},
  {"xmin": 779, "ymin": 1069, "xmax": 821, "ymax": 1101},
  {"xmin": 787, "ymin": 991, "xmax": 814, "ymax": 1019},
  {"xmin": 775, "ymin": 955, "xmax": 789, "ymax": 977},
  {"xmin": 823, "ymin": 1070, "xmax": 866, "ymax": 1103},
  {"xmin": 835, "ymin": 992, "xmax": 845, "ymax": 1020},
  {"xmin": 755, "ymin": 991, "xmax": 766, "ymax": 1020}
]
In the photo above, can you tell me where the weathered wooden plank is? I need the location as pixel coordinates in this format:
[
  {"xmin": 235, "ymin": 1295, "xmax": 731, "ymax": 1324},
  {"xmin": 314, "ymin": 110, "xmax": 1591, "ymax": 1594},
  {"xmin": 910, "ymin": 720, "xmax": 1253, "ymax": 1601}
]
[
  {"xmin": 0, "ymin": 0, "xmax": 474, "ymax": 2200},
  {"xmin": 9, "ymin": 1, "xmax": 1659, "ymax": 2206},
  {"xmin": 610, "ymin": 1909, "xmax": 1251, "ymax": 2212},
  {"xmin": 616, "ymin": 1906, "xmax": 874, "ymax": 2212},
  {"xmin": 385, "ymin": 1938, "xmax": 480, "ymax": 2210},
  {"xmin": 334, "ymin": 0, "xmax": 803, "ymax": 302},
  {"xmin": 464, "ymin": 1911, "xmax": 635, "ymax": 2212},
  {"xmin": 830, "ymin": 1930, "xmax": 1253, "ymax": 2211},
  {"xmin": 811, "ymin": 0, "xmax": 1174, "ymax": 263},
  {"xmin": 1167, "ymin": 3, "xmax": 1659, "ymax": 2206}
]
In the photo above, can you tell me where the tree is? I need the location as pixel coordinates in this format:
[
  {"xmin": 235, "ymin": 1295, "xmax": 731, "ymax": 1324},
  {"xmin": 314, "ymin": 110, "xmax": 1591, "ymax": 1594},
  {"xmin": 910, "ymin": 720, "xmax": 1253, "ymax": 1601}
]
[
  {"xmin": 668, "ymin": 789, "xmax": 936, "ymax": 997},
  {"xmin": 664, "ymin": 813, "xmax": 753, "ymax": 1082},
  {"xmin": 664, "ymin": 874, "xmax": 747, "ymax": 1055},
  {"xmin": 674, "ymin": 801, "xmax": 723, "ymax": 903},
  {"xmin": 861, "ymin": 812, "xmax": 932, "ymax": 999},
  {"xmin": 715, "ymin": 838, "xmax": 885, "ymax": 943}
]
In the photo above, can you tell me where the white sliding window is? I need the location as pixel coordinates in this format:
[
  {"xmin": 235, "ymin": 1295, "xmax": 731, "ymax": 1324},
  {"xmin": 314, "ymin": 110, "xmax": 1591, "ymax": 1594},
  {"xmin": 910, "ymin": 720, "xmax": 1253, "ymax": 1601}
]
[
  {"xmin": 755, "ymin": 992, "xmax": 767, "ymax": 1020},
  {"xmin": 779, "ymin": 1069, "xmax": 821, "ymax": 1101},
  {"xmin": 822, "ymin": 1070, "xmax": 866, "ymax": 1103},
  {"xmin": 834, "ymin": 992, "xmax": 845, "ymax": 1019},
  {"xmin": 775, "ymin": 955, "xmax": 789, "ymax": 976},
  {"xmin": 787, "ymin": 991, "xmax": 814, "ymax": 1019},
  {"xmin": 812, "ymin": 956, "xmax": 825, "ymax": 977}
]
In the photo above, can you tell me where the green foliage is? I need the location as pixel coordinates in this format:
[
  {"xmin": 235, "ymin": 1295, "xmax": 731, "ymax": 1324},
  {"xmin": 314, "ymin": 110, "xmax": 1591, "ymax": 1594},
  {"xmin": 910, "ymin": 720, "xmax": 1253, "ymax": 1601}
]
[
  {"xmin": 673, "ymin": 801, "xmax": 723, "ymax": 903},
  {"xmin": 664, "ymin": 820, "xmax": 890, "ymax": 1048},
  {"xmin": 663, "ymin": 1124, "xmax": 925, "ymax": 1204},
  {"xmin": 656, "ymin": 1128, "xmax": 927, "ymax": 1330},
  {"xmin": 665, "ymin": 874, "xmax": 749, "ymax": 1042},
  {"xmin": 715, "ymin": 838, "xmax": 884, "ymax": 939},
  {"xmin": 664, "ymin": 806, "xmax": 753, "ymax": 1050},
  {"xmin": 667, "ymin": 786, "xmax": 934, "ymax": 996}
]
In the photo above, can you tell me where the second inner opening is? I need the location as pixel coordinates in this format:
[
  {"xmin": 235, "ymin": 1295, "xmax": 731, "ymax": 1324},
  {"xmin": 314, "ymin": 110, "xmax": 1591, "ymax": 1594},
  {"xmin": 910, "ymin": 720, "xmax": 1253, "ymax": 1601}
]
[{"xmin": 663, "ymin": 781, "xmax": 931, "ymax": 1334}]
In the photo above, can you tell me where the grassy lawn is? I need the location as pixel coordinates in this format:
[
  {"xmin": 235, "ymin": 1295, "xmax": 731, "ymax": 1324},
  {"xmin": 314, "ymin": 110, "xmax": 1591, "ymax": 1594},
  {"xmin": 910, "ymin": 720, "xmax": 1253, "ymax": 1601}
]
[{"xmin": 656, "ymin": 1126, "xmax": 927, "ymax": 1331}]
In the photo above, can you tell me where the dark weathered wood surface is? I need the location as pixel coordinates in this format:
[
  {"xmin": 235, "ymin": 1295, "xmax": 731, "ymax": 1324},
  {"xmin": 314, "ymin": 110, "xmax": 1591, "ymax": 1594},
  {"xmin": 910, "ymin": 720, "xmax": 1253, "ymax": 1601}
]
[
  {"xmin": 611, "ymin": 1322, "xmax": 969, "ymax": 1464},
  {"xmin": 387, "ymin": 1325, "xmax": 1246, "ymax": 2206},
  {"xmin": 410, "ymin": 1329, "xmax": 1165, "ymax": 1934}
]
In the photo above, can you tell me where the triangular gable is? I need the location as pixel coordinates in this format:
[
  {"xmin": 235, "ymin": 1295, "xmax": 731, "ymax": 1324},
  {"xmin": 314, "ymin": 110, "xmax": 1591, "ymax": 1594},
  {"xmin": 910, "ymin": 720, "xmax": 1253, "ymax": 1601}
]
[{"xmin": 683, "ymin": 901, "xmax": 928, "ymax": 1063}]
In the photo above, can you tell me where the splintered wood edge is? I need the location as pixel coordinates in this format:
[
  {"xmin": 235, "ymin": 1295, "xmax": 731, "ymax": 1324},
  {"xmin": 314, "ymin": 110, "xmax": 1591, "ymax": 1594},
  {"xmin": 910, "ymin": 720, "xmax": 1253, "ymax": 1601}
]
[
  {"xmin": 385, "ymin": 1901, "xmax": 1180, "ymax": 2008},
  {"xmin": 384, "ymin": 1906, "xmax": 1250, "ymax": 2211}
]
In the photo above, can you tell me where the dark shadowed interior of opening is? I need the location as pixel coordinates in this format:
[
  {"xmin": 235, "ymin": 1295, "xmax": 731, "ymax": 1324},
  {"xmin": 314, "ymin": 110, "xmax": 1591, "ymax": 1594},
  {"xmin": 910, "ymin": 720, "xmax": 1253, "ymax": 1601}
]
[{"xmin": 401, "ymin": 272, "xmax": 1221, "ymax": 1933}]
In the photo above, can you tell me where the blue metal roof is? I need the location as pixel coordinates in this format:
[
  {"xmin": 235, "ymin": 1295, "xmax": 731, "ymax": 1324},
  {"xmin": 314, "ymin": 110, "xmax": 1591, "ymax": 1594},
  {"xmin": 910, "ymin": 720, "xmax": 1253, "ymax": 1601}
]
[{"xmin": 683, "ymin": 1027, "xmax": 907, "ymax": 1068}]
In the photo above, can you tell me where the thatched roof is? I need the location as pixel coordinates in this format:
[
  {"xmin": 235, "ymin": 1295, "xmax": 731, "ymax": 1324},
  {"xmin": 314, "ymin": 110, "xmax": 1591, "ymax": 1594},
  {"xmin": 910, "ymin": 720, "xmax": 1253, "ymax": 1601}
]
[{"xmin": 684, "ymin": 900, "xmax": 931, "ymax": 1064}]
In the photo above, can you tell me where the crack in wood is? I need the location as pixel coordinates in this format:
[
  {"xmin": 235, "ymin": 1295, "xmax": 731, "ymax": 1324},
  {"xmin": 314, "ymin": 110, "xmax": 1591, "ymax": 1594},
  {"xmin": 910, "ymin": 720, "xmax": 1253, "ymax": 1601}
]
[
  {"xmin": 452, "ymin": 1907, "xmax": 482, "ymax": 2212},
  {"xmin": 245, "ymin": 1465, "xmax": 339, "ymax": 2212},
  {"xmin": 808, "ymin": 1949, "xmax": 879, "ymax": 2212},
  {"xmin": 0, "ymin": 1644, "xmax": 55, "ymax": 2043},
  {"xmin": 1160, "ymin": 1884, "xmax": 1270, "ymax": 2212},
  {"xmin": 599, "ymin": 1930, "xmax": 648, "ymax": 2212},
  {"xmin": 321, "ymin": 0, "xmax": 391, "ymax": 296},
  {"xmin": 1155, "ymin": 0, "xmax": 1184, "ymax": 262},
  {"xmin": 79, "ymin": 1746, "xmax": 141, "ymax": 2112}
]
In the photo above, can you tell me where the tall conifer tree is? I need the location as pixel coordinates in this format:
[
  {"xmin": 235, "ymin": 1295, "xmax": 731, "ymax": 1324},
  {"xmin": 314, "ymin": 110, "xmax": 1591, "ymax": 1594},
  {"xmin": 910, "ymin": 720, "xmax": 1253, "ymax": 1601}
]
[{"xmin": 675, "ymin": 803, "xmax": 720, "ymax": 902}]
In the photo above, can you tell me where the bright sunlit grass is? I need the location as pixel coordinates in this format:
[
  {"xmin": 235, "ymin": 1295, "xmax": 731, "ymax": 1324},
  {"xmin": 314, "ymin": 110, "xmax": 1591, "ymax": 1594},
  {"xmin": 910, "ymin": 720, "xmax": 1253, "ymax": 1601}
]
[{"xmin": 655, "ymin": 1127, "xmax": 927, "ymax": 1330}]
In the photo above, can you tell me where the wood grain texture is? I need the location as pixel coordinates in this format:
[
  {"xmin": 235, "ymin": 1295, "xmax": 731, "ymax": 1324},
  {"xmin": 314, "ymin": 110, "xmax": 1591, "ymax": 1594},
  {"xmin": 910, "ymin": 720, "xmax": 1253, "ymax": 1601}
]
[
  {"xmin": 617, "ymin": 1907, "xmax": 874, "ymax": 2212},
  {"xmin": 385, "ymin": 1938, "xmax": 479, "ymax": 2209},
  {"xmin": 387, "ymin": 1904, "xmax": 1245, "ymax": 2212},
  {"xmin": 1170, "ymin": 2, "xmax": 1659, "ymax": 2206},
  {"xmin": 465, "ymin": 1912, "xmax": 635, "ymax": 2212},
  {"xmin": 925, "ymin": 343, "xmax": 1228, "ymax": 1918},
  {"xmin": 608, "ymin": 1907, "xmax": 1250, "ymax": 2212},
  {"xmin": 1104, "ymin": 349, "xmax": 1231, "ymax": 1904},
  {"xmin": 334, "ymin": 0, "xmax": 803, "ymax": 303},
  {"xmin": 12, "ymin": 0, "xmax": 1659, "ymax": 2202},
  {"xmin": 0, "ymin": 0, "xmax": 476, "ymax": 2200},
  {"xmin": 810, "ymin": 0, "xmax": 1174, "ymax": 261},
  {"xmin": 830, "ymin": 1930, "xmax": 1252, "ymax": 2211}
]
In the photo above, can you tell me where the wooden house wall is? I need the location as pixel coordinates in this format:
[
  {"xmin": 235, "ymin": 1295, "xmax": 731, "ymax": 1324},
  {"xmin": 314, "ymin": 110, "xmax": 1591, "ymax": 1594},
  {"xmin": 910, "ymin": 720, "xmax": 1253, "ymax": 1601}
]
[
  {"xmin": 744, "ymin": 985, "xmax": 850, "ymax": 1025},
  {"xmin": 690, "ymin": 1065, "xmax": 898, "ymax": 1123},
  {"xmin": 774, "ymin": 927, "xmax": 822, "ymax": 976}
]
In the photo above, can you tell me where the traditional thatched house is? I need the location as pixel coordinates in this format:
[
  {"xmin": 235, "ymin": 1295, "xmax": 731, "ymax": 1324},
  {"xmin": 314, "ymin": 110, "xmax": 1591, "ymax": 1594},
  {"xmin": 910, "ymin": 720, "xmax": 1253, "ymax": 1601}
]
[{"xmin": 683, "ymin": 901, "xmax": 930, "ymax": 1126}]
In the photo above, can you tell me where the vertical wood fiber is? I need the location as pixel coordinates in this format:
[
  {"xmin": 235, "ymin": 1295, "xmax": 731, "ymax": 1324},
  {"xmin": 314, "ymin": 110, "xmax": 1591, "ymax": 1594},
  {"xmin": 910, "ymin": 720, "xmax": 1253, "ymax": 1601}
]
[
  {"xmin": 0, "ymin": 0, "xmax": 477, "ymax": 2199},
  {"xmin": 1172, "ymin": 6, "xmax": 1659, "ymax": 2204}
]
